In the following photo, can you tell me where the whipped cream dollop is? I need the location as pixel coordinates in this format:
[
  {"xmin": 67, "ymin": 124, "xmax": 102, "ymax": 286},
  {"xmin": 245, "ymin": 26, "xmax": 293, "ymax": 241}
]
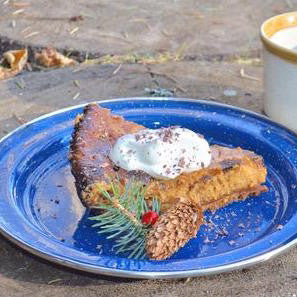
[{"xmin": 109, "ymin": 126, "xmax": 212, "ymax": 180}]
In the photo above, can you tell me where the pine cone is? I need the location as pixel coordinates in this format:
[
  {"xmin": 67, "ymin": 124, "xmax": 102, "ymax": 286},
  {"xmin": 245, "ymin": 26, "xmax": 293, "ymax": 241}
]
[{"xmin": 146, "ymin": 200, "xmax": 204, "ymax": 260}]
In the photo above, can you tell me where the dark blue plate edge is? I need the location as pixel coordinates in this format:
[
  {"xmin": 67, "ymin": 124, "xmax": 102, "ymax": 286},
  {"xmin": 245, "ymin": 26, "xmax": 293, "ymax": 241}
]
[
  {"xmin": 1, "ymin": 227, "xmax": 297, "ymax": 279},
  {"xmin": 0, "ymin": 97, "xmax": 297, "ymax": 279}
]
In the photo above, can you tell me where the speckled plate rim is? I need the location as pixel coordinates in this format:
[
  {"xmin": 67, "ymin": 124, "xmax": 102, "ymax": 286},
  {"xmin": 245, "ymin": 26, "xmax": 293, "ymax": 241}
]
[{"xmin": 0, "ymin": 97, "xmax": 297, "ymax": 279}]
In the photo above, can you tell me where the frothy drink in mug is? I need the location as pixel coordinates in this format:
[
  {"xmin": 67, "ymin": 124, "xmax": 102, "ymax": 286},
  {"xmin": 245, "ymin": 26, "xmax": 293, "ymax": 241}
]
[
  {"xmin": 270, "ymin": 27, "xmax": 297, "ymax": 51},
  {"xmin": 261, "ymin": 12, "xmax": 297, "ymax": 131}
]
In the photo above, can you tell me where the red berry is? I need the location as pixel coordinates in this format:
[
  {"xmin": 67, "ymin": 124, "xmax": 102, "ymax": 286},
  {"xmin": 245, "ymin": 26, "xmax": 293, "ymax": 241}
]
[{"xmin": 141, "ymin": 211, "xmax": 159, "ymax": 225}]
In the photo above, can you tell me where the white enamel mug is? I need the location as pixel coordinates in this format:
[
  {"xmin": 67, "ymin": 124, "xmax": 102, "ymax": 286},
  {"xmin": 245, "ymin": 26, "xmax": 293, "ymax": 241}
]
[{"xmin": 261, "ymin": 12, "xmax": 297, "ymax": 131}]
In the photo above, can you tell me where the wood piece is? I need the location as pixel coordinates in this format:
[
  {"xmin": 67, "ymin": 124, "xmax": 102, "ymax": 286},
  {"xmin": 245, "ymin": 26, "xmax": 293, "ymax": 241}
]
[{"xmin": 0, "ymin": 0, "xmax": 294, "ymax": 58}]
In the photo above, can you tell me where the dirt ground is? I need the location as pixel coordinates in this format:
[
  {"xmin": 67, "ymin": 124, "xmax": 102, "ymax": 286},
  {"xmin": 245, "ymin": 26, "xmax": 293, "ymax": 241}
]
[{"xmin": 1, "ymin": 1, "xmax": 297, "ymax": 297}]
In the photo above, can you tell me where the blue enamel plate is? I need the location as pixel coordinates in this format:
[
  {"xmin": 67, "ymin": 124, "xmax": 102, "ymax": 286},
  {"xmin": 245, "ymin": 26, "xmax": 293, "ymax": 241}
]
[{"xmin": 0, "ymin": 98, "xmax": 297, "ymax": 279}]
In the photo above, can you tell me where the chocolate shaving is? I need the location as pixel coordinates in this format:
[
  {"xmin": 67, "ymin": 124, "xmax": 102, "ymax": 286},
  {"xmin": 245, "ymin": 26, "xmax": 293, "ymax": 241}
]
[
  {"xmin": 178, "ymin": 157, "xmax": 186, "ymax": 168},
  {"xmin": 220, "ymin": 159, "xmax": 241, "ymax": 172},
  {"xmin": 162, "ymin": 128, "xmax": 173, "ymax": 143},
  {"xmin": 165, "ymin": 168, "xmax": 171, "ymax": 175},
  {"xmin": 201, "ymin": 175, "xmax": 211, "ymax": 182},
  {"xmin": 113, "ymin": 165, "xmax": 120, "ymax": 172},
  {"xmin": 217, "ymin": 228, "xmax": 228, "ymax": 236}
]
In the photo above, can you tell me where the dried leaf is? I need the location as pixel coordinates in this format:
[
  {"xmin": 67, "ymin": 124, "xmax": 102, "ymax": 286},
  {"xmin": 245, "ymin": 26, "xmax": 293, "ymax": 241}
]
[
  {"xmin": 0, "ymin": 49, "xmax": 28, "ymax": 80},
  {"xmin": 35, "ymin": 48, "xmax": 77, "ymax": 68},
  {"xmin": 4, "ymin": 49, "xmax": 28, "ymax": 70}
]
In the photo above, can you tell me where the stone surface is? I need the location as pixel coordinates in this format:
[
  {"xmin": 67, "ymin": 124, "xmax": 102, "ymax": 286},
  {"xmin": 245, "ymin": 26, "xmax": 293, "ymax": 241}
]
[
  {"xmin": 0, "ymin": 1, "xmax": 296, "ymax": 296},
  {"xmin": 0, "ymin": 0, "xmax": 296, "ymax": 58},
  {"xmin": 0, "ymin": 61, "xmax": 263, "ymax": 137},
  {"xmin": 0, "ymin": 61, "xmax": 295, "ymax": 297}
]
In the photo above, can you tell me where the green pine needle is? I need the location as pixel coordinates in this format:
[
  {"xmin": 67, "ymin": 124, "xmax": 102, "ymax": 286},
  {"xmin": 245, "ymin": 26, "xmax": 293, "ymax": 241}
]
[{"xmin": 89, "ymin": 179, "xmax": 161, "ymax": 259}]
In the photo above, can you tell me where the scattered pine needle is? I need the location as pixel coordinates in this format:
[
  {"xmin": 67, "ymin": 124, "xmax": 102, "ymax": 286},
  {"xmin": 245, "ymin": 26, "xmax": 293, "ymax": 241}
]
[
  {"xmin": 21, "ymin": 26, "xmax": 31, "ymax": 33},
  {"xmin": 48, "ymin": 278, "xmax": 63, "ymax": 285},
  {"xmin": 184, "ymin": 11, "xmax": 205, "ymax": 20},
  {"xmin": 240, "ymin": 68, "xmax": 260, "ymax": 81},
  {"xmin": 161, "ymin": 29, "xmax": 173, "ymax": 37},
  {"xmin": 73, "ymin": 80, "xmax": 80, "ymax": 88},
  {"xmin": 26, "ymin": 62, "xmax": 32, "ymax": 71},
  {"xmin": 15, "ymin": 79, "xmax": 25, "ymax": 89},
  {"xmin": 13, "ymin": 113, "xmax": 25, "ymax": 124},
  {"xmin": 12, "ymin": 8, "xmax": 24, "ymax": 15},
  {"xmin": 129, "ymin": 18, "xmax": 151, "ymax": 31},
  {"xmin": 233, "ymin": 56, "xmax": 261, "ymax": 66},
  {"xmin": 97, "ymin": 33, "xmax": 131, "ymax": 44},
  {"xmin": 184, "ymin": 277, "xmax": 192, "ymax": 284},
  {"xmin": 12, "ymin": 2, "xmax": 30, "ymax": 8},
  {"xmin": 24, "ymin": 31, "xmax": 39, "ymax": 39},
  {"xmin": 149, "ymin": 70, "xmax": 187, "ymax": 93},
  {"xmin": 176, "ymin": 42, "xmax": 187, "ymax": 61},
  {"xmin": 73, "ymin": 92, "xmax": 80, "ymax": 100},
  {"xmin": 69, "ymin": 27, "xmax": 79, "ymax": 35},
  {"xmin": 122, "ymin": 31, "xmax": 129, "ymax": 39},
  {"xmin": 112, "ymin": 63, "xmax": 122, "ymax": 75},
  {"xmin": 72, "ymin": 67, "xmax": 83, "ymax": 73}
]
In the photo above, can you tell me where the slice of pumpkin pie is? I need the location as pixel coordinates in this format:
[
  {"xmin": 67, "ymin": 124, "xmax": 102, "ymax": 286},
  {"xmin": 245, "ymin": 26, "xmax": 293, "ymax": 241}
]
[{"xmin": 69, "ymin": 103, "xmax": 267, "ymax": 213}]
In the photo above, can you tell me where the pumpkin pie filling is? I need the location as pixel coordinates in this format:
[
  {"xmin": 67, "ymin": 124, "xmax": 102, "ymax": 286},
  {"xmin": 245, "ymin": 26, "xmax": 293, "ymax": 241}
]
[{"xmin": 69, "ymin": 103, "xmax": 267, "ymax": 213}]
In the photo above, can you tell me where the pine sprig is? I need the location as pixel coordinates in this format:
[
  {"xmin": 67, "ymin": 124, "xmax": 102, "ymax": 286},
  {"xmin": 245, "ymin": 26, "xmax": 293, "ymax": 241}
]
[{"xmin": 89, "ymin": 179, "xmax": 161, "ymax": 259}]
